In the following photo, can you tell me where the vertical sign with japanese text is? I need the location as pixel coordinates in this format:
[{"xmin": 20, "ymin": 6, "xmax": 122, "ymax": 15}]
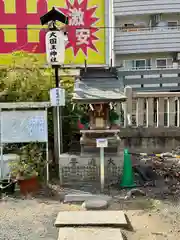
[
  {"xmin": 46, "ymin": 31, "xmax": 66, "ymax": 65},
  {"xmin": 0, "ymin": 0, "xmax": 106, "ymax": 65},
  {"xmin": 50, "ymin": 88, "xmax": 65, "ymax": 106}
]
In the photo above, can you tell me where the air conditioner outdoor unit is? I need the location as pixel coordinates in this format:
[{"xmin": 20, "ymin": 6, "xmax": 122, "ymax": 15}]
[{"xmin": 177, "ymin": 53, "xmax": 180, "ymax": 60}]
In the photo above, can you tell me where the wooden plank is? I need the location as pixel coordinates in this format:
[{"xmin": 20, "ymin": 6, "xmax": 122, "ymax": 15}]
[
  {"xmin": 134, "ymin": 92, "xmax": 180, "ymax": 98},
  {"xmin": 55, "ymin": 211, "xmax": 127, "ymax": 227},
  {"xmin": 58, "ymin": 227, "xmax": 123, "ymax": 240}
]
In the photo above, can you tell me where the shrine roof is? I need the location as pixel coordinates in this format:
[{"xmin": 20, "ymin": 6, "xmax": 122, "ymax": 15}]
[{"xmin": 73, "ymin": 68, "xmax": 126, "ymax": 103}]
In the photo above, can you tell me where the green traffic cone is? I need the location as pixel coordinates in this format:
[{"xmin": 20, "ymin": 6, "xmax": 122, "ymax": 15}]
[{"xmin": 120, "ymin": 149, "xmax": 136, "ymax": 188}]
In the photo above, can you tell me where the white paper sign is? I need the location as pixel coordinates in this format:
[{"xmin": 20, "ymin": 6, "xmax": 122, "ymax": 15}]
[
  {"xmin": 1, "ymin": 111, "xmax": 48, "ymax": 143},
  {"xmin": 96, "ymin": 138, "xmax": 108, "ymax": 148},
  {"xmin": 50, "ymin": 88, "xmax": 65, "ymax": 106},
  {"xmin": 46, "ymin": 30, "xmax": 66, "ymax": 65}
]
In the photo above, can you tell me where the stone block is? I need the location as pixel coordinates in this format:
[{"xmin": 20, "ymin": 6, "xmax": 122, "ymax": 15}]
[
  {"xmin": 55, "ymin": 210, "xmax": 127, "ymax": 227},
  {"xmin": 64, "ymin": 194, "xmax": 112, "ymax": 203},
  {"xmin": 58, "ymin": 227, "xmax": 123, "ymax": 240},
  {"xmin": 82, "ymin": 199, "xmax": 108, "ymax": 210}
]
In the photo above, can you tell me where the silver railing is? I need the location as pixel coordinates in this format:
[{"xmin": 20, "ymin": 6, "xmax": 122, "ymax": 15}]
[{"xmin": 115, "ymin": 26, "xmax": 180, "ymax": 33}]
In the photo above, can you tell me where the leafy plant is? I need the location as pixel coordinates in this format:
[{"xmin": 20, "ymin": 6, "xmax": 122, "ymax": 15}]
[
  {"xmin": 0, "ymin": 51, "xmax": 80, "ymax": 161},
  {"xmin": 0, "ymin": 51, "xmax": 54, "ymax": 102},
  {"xmin": 9, "ymin": 143, "xmax": 46, "ymax": 180},
  {"xmin": 109, "ymin": 109, "xmax": 119, "ymax": 123}
]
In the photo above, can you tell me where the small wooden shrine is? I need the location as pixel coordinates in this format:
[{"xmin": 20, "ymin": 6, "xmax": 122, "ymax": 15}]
[{"xmin": 73, "ymin": 67, "xmax": 126, "ymax": 154}]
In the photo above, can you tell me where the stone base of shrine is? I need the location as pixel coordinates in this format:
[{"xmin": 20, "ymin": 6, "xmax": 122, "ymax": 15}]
[
  {"xmin": 59, "ymin": 152, "xmax": 123, "ymax": 187},
  {"xmin": 59, "ymin": 152, "xmax": 124, "ymax": 167}
]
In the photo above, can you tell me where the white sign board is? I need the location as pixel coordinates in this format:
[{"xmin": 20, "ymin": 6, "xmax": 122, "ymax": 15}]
[
  {"xmin": 50, "ymin": 88, "xmax": 65, "ymax": 106},
  {"xmin": 96, "ymin": 138, "xmax": 108, "ymax": 148},
  {"xmin": 1, "ymin": 111, "xmax": 48, "ymax": 143},
  {"xmin": 46, "ymin": 30, "xmax": 66, "ymax": 65}
]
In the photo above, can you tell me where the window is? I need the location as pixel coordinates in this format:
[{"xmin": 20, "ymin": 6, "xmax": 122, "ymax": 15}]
[
  {"xmin": 156, "ymin": 59, "xmax": 167, "ymax": 68},
  {"xmin": 133, "ymin": 59, "xmax": 146, "ymax": 69},
  {"xmin": 124, "ymin": 59, "xmax": 151, "ymax": 69},
  {"xmin": 156, "ymin": 58, "xmax": 173, "ymax": 68},
  {"xmin": 133, "ymin": 59, "xmax": 151, "ymax": 69},
  {"xmin": 168, "ymin": 21, "xmax": 178, "ymax": 29}
]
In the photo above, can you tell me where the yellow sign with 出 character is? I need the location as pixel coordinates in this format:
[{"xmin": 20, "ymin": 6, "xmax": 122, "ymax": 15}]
[{"xmin": 0, "ymin": 0, "xmax": 106, "ymax": 65}]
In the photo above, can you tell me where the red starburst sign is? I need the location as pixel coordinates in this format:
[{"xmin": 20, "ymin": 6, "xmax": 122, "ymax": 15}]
[{"xmin": 59, "ymin": 0, "xmax": 99, "ymax": 56}]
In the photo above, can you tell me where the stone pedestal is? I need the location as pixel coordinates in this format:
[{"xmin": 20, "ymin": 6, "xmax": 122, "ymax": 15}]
[{"xmin": 80, "ymin": 129, "xmax": 121, "ymax": 156}]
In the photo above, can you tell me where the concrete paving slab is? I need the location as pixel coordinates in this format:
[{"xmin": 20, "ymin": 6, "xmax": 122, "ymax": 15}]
[
  {"xmin": 64, "ymin": 194, "xmax": 112, "ymax": 203},
  {"xmin": 59, "ymin": 189, "xmax": 93, "ymax": 202},
  {"xmin": 58, "ymin": 227, "xmax": 123, "ymax": 240},
  {"xmin": 64, "ymin": 193, "xmax": 93, "ymax": 202},
  {"xmin": 55, "ymin": 210, "xmax": 127, "ymax": 227},
  {"xmin": 62, "ymin": 188, "xmax": 92, "ymax": 194}
]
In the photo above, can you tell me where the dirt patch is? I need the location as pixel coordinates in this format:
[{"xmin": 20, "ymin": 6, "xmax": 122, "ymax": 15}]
[
  {"xmin": 123, "ymin": 210, "xmax": 178, "ymax": 240},
  {"xmin": 1, "ymin": 185, "xmax": 180, "ymax": 240}
]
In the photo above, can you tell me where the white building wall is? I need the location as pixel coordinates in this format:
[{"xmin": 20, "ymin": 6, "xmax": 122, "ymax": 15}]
[
  {"xmin": 114, "ymin": 0, "xmax": 180, "ymax": 16},
  {"xmin": 115, "ymin": 13, "xmax": 180, "ymax": 28},
  {"xmin": 162, "ymin": 13, "xmax": 180, "ymax": 22},
  {"xmin": 115, "ymin": 13, "xmax": 180, "ymax": 67}
]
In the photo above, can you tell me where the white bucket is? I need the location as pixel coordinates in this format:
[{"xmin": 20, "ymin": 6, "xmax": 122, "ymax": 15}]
[{"xmin": 1, "ymin": 154, "xmax": 19, "ymax": 178}]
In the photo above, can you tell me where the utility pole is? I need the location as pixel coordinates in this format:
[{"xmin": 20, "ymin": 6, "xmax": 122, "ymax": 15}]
[{"xmin": 40, "ymin": 7, "xmax": 68, "ymax": 184}]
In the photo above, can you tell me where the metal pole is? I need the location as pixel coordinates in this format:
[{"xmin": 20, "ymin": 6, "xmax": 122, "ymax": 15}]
[
  {"xmin": 46, "ymin": 141, "xmax": 49, "ymax": 183},
  {"xmin": 46, "ymin": 108, "xmax": 49, "ymax": 184},
  {"xmin": 100, "ymin": 147, "xmax": 105, "ymax": 192},
  {"xmin": 54, "ymin": 66, "xmax": 63, "ymax": 185},
  {"xmin": 0, "ymin": 109, "xmax": 3, "ymax": 179},
  {"xmin": 0, "ymin": 144, "xmax": 3, "ymax": 179},
  {"xmin": 55, "ymin": 67, "xmax": 59, "ymax": 88},
  {"xmin": 57, "ymin": 105, "xmax": 62, "ymax": 185}
]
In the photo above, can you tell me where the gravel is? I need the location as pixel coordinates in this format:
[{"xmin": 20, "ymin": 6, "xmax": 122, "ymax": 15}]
[
  {"xmin": 1, "ymin": 179, "xmax": 180, "ymax": 240},
  {"xmin": 0, "ymin": 198, "xmax": 65, "ymax": 240},
  {"xmin": 0, "ymin": 192, "xmax": 180, "ymax": 240}
]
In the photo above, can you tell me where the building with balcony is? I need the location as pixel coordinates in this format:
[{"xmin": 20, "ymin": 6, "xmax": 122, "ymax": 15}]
[{"xmin": 114, "ymin": 1, "xmax": 180, "ymax": 91}]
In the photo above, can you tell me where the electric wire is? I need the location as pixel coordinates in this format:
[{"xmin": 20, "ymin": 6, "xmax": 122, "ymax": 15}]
[{"xmin": 0, "ymin": 26, "xmax": 178, "ymax": 30}]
